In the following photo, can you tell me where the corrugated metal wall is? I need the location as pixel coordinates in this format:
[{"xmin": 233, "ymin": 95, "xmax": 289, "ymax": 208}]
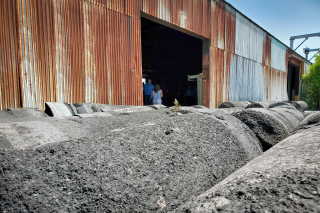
[
  {"xmin": 271, "ymin": 37, "xmax": 287, "ymax": 72},
  {"xmin": 0, "ymin": 0, "xmax": 308, "ymax": 110},
  {"xmin": 0, "ymin": 0, "xmax": 143, "ymax": 110},
  {"xmin": 0, "ymin": 0, "xmax": 21, "ymax": 110}
]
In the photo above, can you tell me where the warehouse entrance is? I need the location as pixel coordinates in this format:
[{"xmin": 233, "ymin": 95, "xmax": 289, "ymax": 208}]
[
  {"xmin": 141, "ymin": 16, "xmax": 204, "ymax": 106},
  {"xmin": 287, "ymin": 63, "xmax": 300, "ymax": 101}
]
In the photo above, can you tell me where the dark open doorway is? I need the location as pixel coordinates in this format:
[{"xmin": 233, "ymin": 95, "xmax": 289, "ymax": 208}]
[
  {"xmin": 287, "ymin": 63, "xmax": 300, "ymax": 101},
  {"xmin": 141, "ymin": 17, "xmax": 203, "ymax": 106}
]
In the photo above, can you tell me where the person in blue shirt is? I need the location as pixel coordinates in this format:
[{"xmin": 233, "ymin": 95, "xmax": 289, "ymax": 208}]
[{"xmin": 143, "ymin": 79, "xmax": 154, "ymax": 105}]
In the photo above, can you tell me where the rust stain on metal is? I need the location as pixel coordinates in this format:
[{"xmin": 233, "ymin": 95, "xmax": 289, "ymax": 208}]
[
  {"xmin": 202, "ymin": 41, "xmax": 210, "ymax": 108},
  {"xmin": 224, "ymin": 3, "xmax": 235, "ymax": 53},
  {"xmin": 263, "ymin": 33, "xmax": 271, "ymax": 66},
  {"xmin": 192, "ymin": 0, "xmax": 202, "ymax": 35},
  {"xmin": 217, "ymin": 0, "xmax": 225, "ymax": 50},
  {"xmin": 201, "ymin": 0, "xmax": 210, "ymax": 39},
  {"xmin": 210, "ymin": 0, "xmax": 218, "ymax": 47}
]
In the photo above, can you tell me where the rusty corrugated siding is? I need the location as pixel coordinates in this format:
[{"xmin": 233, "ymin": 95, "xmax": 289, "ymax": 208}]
[
  {"xmin": 210, "ymin": 0, "xmax": 218, "ymax": 47},
  {"xmin": 209, "ymin": 46, "xmax": 225, "ymax": 108},
  {"xmin": 265, "ymin": 68, "xmax": 287, "ymax": 101},
  {"xmin": 0, "ymin": 0, "xmax": 21, "ymax": 110},
  {"xmin": 0, "ymin": 0, "xmax": 293, "ymax": 110},
  {"xmin": 271, "ymin": 37, "xmax": 286, "ymax": 72},
  {"xmin": 263, "ymin": 33, "xmax": 272, "ymax": 67},
  {"xmin": 0, "ymin": 0, "xmax": 145, "ymax": 110},
  {"xmin": 141, "ymin": 0, "xmax": 210, "ymax": 39},
  {"xmin": 224, "ymin": 3, "xmax": 235, "ymax": 53},
  {"xmin": 201, "ymin": 0, "xmax": 210, "ymax": 38}
]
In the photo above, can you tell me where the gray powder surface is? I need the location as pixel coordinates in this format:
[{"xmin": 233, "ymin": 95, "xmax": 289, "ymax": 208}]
[
  {"xmin": 0, "ymin": 108, "xmax": 48, "ymax": 122},
  {"xmin": 245, "ymin": 101, "xmax": 275, "ymax": 109},
  {"xmin": 0, "ymin": 112, "xmax": 262, "ymax": 212},
  {"xmin": 232, "ymin": 108, "xmax": 291, "ymax": 151},
  {"xmin": 269, "ymin": 105, "xmax": 305, "ymax": 132},
  {"xmin": 300, "ymin": 111, "xmax": 320, "ymax": 126},
  {"xmin": 218, "ymin": 101, "xmax": 251, "ymax": 109},
  {"xmin": 170, "ymin": 124, "xmax": 320, "ymax": 213}
]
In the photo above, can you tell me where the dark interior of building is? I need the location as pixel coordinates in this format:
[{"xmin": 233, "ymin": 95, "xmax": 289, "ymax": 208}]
[
  {"xmin": 141, "ymin": 17, "xmax": 203, "ymax": 106},
  {"xmin": 287, "ymin": 64, "xmax": 300, "ymax": 101}
]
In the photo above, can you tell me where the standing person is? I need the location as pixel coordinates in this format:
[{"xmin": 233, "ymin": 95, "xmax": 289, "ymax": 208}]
[
  {"xmin": 151, "ymin": 84, "xmax": 163, "ymax": 105},
  {"xmin": 143, "ymin": 79, "xmax": 154, "ymax": 105},
  {"xmin": 186, "ymin": 84, "xmax": 197, "ymax": 106},
  {"xmin": 142, "ymin": 82, "xmax": 146, "ymax": 105},
  {"xmin": 160, "ymin": 80, "xmax": 168, "ymax": 105}
]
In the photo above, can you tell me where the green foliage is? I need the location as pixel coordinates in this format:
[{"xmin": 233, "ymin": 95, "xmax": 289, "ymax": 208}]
[
  {"xmin": 170, "ymin": 99, "xmax": 181, "ymax": 114},
  {"xmin": 302, "ymin": 52, "xmax": 320, "ymax": 109}
]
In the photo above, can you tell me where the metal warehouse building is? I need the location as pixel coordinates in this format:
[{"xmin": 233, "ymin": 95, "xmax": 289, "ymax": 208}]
[{"xmin": 0, "ymin": 0, "xmax": 311, "ymax": 110}]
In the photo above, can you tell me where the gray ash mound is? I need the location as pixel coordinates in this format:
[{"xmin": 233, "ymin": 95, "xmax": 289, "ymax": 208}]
[
  {"xmin": 232, "ymin": 108, "xmax": 291, "ymax": 151},
  {"xmin": 171, "ymin": 124, "xmax": 320, "ymax": 213},
  {"xmin": 0, "ymin": 112, "xmax": 262, "ymax": 212}
]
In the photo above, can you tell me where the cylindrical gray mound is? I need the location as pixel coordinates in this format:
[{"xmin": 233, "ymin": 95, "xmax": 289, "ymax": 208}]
[
  {"xmin": 269, "ymin": 106, "xmax": 305, "ymax": 132},
  {"xmin": 270, "ymin": 101, "xmax": 303, "ymax": 111},
  {"xmin": 300, "ymin": 111, "xmax": 320, "ymax": 126},
  {"xmin": 218, "ymin": 101, "xmax": 251, "ymax": 109},
  {"xmin": 296, "ymin": 101, "xmax": 308, "ymax": 112},
  {"xmin": 170, "ymin": 124, "xmax": 320, "ymax": 213},
  {"xmin": 232, "ymin": 108, "xmax": 290, "ymax": 151},
  {"xmin": 0, "ymin": 112, "xmax": 262, "ymax": 212},
  {"xmin": 245, "ymin": 101, "xmax": 275, "ymax": 109}
]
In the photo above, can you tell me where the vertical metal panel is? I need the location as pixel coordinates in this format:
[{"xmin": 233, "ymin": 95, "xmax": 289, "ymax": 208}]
[
  {"xmin": 249, "ymin": 23, "xmax": 264, "ymax": 64},
  {"xmin": 202, "ymin": 40, "xmax": 211, "ymax": 108},
  {"xmin": 201, "ymin": 0, "xmax": 210, "ymax": 38},
  {"xmin": 223, "ymin": 51, "xmax": 231, "ymax": 102},
  {"xmin": 256, "ymin": 61, "xmax": 264, "ymax": 101},
  {"xmin": 247, "ymin": 59, "xmax": 253, "ymax": 101},
  {"xmin": 0, "ymin": 0, "xmax": 21, "ymax": 110},
  {"xmin": 236, "ymin": 55, "xmax": 243, "ymax": 101},
  {"xmin": 16, "ymin": 0, "xmax": 57, "ymax": 110},
  {"xmin": 271, "ymin": 37, "xmax": 286, "ymax": 72},
  {"xmin": 141, "ymin": 0, "xmax": 211, "ymax": 39},
  {"xmin": 209, "ymin": 46, "xmax": 224, "ymax": 108},
  {"xmin": 235, "ymin": 12, "xmax": 263, "ymax": 64},
  {"xmin": 235, "ymin": 12, "xmax": 250, "ymax": 60},
  {"xmin": 263, "ymin": 33, "xmax": 271, "ymax": 66},
  {"xmin": 192, "ymin": 0, "xmax": 202, "ymax": 36},
  {"xmin": 157, "ymin": 0, "xmax": 171, "ymax": 23},
  {"xmin": 217, "ymin": 48, "xmax": 224, "ymax": 107},
  {"xmin": 210, "ymin": 0, "xmax": 218, "ymax": 47},
  {"xmin": 217, "ymin": 0, "xmax": 225, "ymax": 50},
  {"xmin": 228, "ymin": 53, "xmax": 237, "ymax": 101},
  {"xmin": 224, "ymin": 3, "xmax": 235, "ymax": 53},
  {"xmin": 267, "ymin": 67, "xmax": 286, "ymax": 101},
  {"xmin": 182, "ymin": 0, "xmax": 193, "ymax": 32},
  {"xmin": 171, "ymin": 0, "xmax": 183, "ymax": 27},
  {"xmin": 242, "ymin": 57, "xmax": 249, "ymax": 101},
  {"xmin": 208, "ymin": 45, "xmax": 216, "ymax": 108},
  {"xmin": 124, "ymin": 0, "xmax": 141, "ymax": 19}
]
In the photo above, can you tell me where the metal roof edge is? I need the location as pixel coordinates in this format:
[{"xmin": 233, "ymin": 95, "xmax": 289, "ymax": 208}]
[{"xmin": 222, "ymin": 0, "xmax": 312, "ymax": 64}]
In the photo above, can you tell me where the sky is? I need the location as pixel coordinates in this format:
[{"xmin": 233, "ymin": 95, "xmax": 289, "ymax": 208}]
[{"xmin": 225, "ymin": 0, "xmax": 320, "ymax": 63}]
